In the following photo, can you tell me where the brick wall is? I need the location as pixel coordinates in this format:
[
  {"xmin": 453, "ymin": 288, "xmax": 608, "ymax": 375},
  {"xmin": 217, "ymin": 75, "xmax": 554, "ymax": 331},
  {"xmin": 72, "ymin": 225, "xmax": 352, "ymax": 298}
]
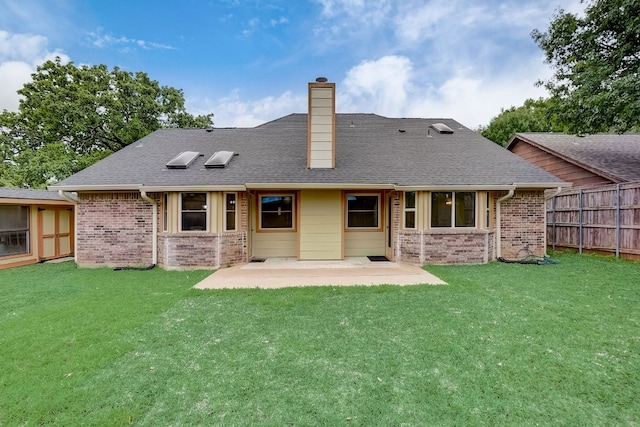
[
  {"xmin": 397, "ymin": 230, "xmax": 495, "ymax": 264},
  {"xmin": 159, "ymin": 234, "xmax": 216, "ymax": 269},
  {"xmin": 500, "ymin": 190, "xmax": 546, "ymax": 258},
  {"xmin": 76, "ymin": 192, "xmax": 153, "ymax": 267},
  {"xmin": 394, "ymin": 190, "xmax": 544, "ymax": 265},
  {"xmin": 158, "ymin": 192, "xmax": 249, "ymax": 270}
]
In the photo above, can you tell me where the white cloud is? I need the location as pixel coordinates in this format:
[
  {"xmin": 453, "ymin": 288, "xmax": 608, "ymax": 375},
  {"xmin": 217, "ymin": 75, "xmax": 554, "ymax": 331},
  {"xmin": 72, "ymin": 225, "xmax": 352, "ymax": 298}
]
[
  {"xmin": 187, "ymin": 89, "xmax": 306, "ymax": 128},
  {"xmin": 86, "ymin": 28, "xmax": 175, "ymax": 51},
  {"xmin": 0, "ymin": 31, "xmax": 48, "ymax": 62},
  {"xmin": 312, "ymin": 0, "xmax": 393, "ymax": 40},
  {"xmin": 194, "ymin": 52, "xmax": 551, "ymax": 130},
  {"xmin": 0, "ymin": 30, "xmax": 68, "ymax": 112},
  {"xmin": 340, "ymin": 56, "xmax": 413, "ymax": 115},
  {"xmin": 337, "ymin": 54, "xmax": 552, "ymax": 129},
  {"xmin": 393, "ymin": 0, "xmax": 456, "ymax": 43},
  {"xmin": 0, "ymin": 61, "xmax": 33, "ymax": 111}
]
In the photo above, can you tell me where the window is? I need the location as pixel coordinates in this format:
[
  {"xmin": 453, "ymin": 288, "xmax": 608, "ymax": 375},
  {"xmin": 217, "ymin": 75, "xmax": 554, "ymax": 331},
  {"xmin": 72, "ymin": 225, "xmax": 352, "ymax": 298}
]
[
  {"xmin": 347, "ymin": 194, "xmax": 379, "ymax": 228},
  {"xmin": 0, "ymin": 205, "xmax": 29, "ymax": 257},
  {"xmin": 404, "ymin": 191, "xmax": 416, "ymax": 229},
  {"xmin": 431, "ymin": 192, "xmax": 476, "ymax": 228},
  {"xmin": 163, "ymin": 194, "xmax": 168, "ymax": 232},
  {"xmin": 181, "ymin": 193, "xmax": 207, "ymax": 231},
  {"xmin": 485, "ymin": 192, "xmax": 491, "ymax": 228},
  {"xmin": 225, "ymin": 193, "xmax": 237, "ymax": 231},
  {"xmin": 260, "ymin": 194, "xmax": 294, "ymax": 229}
]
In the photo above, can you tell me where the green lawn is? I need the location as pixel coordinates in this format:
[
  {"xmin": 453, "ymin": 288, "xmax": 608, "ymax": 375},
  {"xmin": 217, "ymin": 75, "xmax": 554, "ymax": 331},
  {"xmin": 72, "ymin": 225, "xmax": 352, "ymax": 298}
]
[{"xmin": 1, "ymin": 253, "xmax": 639, "ymax": 426}]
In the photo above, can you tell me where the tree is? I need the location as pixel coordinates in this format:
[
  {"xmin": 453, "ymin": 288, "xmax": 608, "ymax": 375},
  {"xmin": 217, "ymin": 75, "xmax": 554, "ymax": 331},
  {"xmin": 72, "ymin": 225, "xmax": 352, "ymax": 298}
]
[
  {"xmin": 0, "ymin": 57, "xmax": 213, "ymax": 188},
  {"xmin": 532, "ymin": 0, "xmax": 640, "ymax": 134},
  {"xmin": 479, "ymin": 98, "xmax": 565, "ymax": 146}
]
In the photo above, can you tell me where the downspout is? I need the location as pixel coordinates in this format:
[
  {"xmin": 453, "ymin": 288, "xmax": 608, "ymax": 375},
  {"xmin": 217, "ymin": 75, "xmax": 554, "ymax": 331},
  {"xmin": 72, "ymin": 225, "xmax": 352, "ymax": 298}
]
[
  {"xmin": 495, "ymin": 189, "xmax": 515, "ymax": 259},
  {"xmin": 544, "ymin": 187, "xmax": 563, "ymax": 256},
  {"xmin": 140, "ymin": 190, "xmax": 158, "ymax": 266},
  {"xmin": 58, "ymin": 190, "xmax": 78, "ymax": 263}
]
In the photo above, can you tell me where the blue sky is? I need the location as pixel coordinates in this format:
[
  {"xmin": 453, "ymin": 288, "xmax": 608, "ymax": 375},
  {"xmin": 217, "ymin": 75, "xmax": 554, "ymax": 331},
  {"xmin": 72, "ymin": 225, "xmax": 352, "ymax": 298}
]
[{"xmin": 0, "ymin": 0, "xmax": 584, "ymax": 129}]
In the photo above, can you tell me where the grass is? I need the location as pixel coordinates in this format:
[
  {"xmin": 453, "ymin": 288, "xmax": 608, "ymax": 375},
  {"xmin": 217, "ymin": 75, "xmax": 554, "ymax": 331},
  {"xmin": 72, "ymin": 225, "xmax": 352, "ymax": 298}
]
[{"xmin": 1, "ymin": 253, "xmax": 639, "ymax": 426}]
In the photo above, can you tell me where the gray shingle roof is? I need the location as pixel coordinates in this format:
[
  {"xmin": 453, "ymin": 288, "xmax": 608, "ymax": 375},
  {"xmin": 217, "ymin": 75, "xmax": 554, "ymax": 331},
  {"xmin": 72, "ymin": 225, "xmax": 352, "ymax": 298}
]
[
  {"xmin": 52, "ymin": 114, "xmax": 564, "ymax": 189},
  {"xmin": 0, "ymin": 187, "xmax": 68, "ymax": 201},
  {"xmin": 512, "ymin": 133, "xmax": 640, "ymax": 182}
]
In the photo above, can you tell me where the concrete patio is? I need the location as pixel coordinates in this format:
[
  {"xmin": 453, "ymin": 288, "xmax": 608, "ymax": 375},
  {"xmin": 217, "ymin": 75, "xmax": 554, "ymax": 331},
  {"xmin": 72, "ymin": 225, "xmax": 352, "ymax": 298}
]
[{"xmin": 194, "ymin": 257, "xmax": 446, "ymax": 289}]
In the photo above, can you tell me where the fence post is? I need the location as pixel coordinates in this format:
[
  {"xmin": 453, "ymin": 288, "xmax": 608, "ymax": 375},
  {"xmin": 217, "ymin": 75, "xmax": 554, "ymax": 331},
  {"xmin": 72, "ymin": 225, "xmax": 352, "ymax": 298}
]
[
  {"xmin": 552, "ymin": 196, "xmax": 557, "ymax": 252},
  {"xmin": 616, "ymin": 183, "xmax": 621, "ymax": 258},
  {"xmin": 579, "ymin": 189, "xmax": 583, "ymax": 254}
]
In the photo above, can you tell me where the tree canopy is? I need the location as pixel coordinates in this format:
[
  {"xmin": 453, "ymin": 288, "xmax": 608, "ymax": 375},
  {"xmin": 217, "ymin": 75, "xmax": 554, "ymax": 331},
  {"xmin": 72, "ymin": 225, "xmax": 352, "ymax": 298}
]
[
  {"xmin": 0, "ymin": 58, "xmax": 213, "ymax": 188},
  {"xmin": 532, "ymin": 0, "xmax": 640, "ymax": 134},
  {"xmin": 479, "ymin": 98, "xmax": 566, "ymax": 146}
]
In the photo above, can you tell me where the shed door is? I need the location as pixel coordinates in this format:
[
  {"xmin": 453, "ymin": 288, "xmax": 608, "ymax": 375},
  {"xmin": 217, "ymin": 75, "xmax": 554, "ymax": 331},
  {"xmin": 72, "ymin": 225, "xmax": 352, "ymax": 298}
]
[{"xmin": 38, "ymin": 208, "xmax": 74, "ymax": 260}]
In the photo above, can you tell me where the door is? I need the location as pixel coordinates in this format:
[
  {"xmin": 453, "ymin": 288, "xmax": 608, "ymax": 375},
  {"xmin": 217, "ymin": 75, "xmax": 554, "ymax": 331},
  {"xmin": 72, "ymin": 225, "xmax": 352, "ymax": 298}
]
[
  {"xmin": 38, "ymin": 208, "xmax": 74, "ymax": 260},
  {"xmin": 385, "ymin": 193, "xmax": 394, "ymax": 260},
  {"xmin": 247, "ymin": 193, "xmax": 253, "ymax": 259}
]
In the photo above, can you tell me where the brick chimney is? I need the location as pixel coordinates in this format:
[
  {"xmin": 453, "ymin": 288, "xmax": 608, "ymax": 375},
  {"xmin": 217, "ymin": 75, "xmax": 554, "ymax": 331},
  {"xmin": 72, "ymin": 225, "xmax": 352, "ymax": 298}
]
[{"xmin": 307, "ymin": 77, "xmax": 335, "ymax": 169}]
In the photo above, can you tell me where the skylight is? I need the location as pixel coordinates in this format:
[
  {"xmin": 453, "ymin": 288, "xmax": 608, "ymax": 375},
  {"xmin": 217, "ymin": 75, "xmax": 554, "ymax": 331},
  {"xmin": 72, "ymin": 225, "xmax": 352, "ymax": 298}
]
[
  {"xmin": 166, "ymin": 151, "xmax": 201, "ymax": 169},
  {"xmin": 430, "ymin": 123, "xmax": 454, "ymax": 134},
  {"xmin": 205, "ymin": 151, "xmax": 236, "ymax": 168}
]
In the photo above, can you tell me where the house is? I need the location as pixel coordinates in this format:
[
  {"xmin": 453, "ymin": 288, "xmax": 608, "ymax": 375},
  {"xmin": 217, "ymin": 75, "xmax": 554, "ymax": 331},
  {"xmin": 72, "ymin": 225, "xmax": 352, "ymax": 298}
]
[
  {"xmin": 50, "ymin": 79, "xmax": 567, "ymax": 270},
  {"xmin": 507, "ymin": 133, "xmax": 640, "ymax": 187},
  {"xmin": 0, "ymin": 188, "xmax": 75, "ymax": 269},
  {"xmin": 508, "ymin": 133, "xmax": 640, "ymax": 260}
]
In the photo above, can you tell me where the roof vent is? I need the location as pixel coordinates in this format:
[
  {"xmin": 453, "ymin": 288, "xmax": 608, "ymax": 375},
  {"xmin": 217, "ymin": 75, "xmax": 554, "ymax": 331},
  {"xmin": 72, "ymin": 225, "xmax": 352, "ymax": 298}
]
[
  {"xmin": 316, "ymin": 76, "xmax": 328, "ymax": 83},
  {"xmin": 205, "ymin": 151, "xmax": 236, "ymax": 168},
  {"xmin": 430, "ymin": 123, "xmax": 454, "ymax": 134},
  {"xmin": 166, "ymin": 151, "xmax": 201, "ymax": 169}
]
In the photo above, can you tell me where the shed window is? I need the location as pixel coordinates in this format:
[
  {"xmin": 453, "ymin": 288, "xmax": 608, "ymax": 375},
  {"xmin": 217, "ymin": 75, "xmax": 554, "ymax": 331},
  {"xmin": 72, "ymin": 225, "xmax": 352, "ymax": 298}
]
[
  {"xmin": 181, "ymin": 193, "xmax": 207, "ymax": 231},
  {"xmin": 0, "ymin": 205, "xmax": 30, "ymax": 257},
  {"xmin": 260, "ymin": 195, "xmax": 295, "ymax": 229},
  {"xmin": 431, "ymin": 192, "xmax": 476, "ymax": 228},
  {"xmin": 404, "ymin": 191, "xmax": 416, "ymax": 229},
  {"xmin": 347, "ymin": 194, "xmax": 379, "ymax": 228}
]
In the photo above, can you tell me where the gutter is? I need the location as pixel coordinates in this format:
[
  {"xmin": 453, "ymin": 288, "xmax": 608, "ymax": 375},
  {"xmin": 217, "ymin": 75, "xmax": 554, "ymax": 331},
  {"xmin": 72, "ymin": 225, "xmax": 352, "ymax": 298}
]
[
  {"xmin": 395, "ymin": 184, "xmax": 516, "ymax": 192},
  {"xmin": 543, "ymin": 187, "xmax": 563, "ymax": 256},
  {"xmin": 495, "ymin": 189, "xmax": 515, "ymax": 259},
  {"xmin": 139, "ymin": 190, "xmax": 158, "ymax": 266},
  {"xmin": 57, "ymin": 190, "xmax": 77, "ymax": 205}
]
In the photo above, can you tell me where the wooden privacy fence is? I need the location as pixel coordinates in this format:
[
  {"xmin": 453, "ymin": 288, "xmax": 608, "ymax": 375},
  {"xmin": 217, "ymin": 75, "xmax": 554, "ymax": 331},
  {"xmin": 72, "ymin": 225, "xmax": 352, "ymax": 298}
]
[{"xmin": 547, "ymin": 182, "xmax": 640, "ymax": 260}]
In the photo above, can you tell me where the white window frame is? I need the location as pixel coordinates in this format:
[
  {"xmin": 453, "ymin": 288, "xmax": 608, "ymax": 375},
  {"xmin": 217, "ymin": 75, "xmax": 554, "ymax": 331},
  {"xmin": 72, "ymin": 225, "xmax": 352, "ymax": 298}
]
[
  {"xmin": 258, "ymin": 193, "xmax": 296, "ymax": 231},
  {"xmin": 430, "ymin": 191, "xmax": 477, "ymax": 229},
  {"xmin": 179, "ymin": 192, "xmax": 209, "ymax": 232},
  {"xmin": 224, "ymin": 192, "xmax": 237, "ymax": 232},
  {"xmin": 403, "ymin": 191, "xmax": 417, "ymax": 229},
  {"xmin": 345, "ymin": 193, "xmax": 381, "ymax": 230}
]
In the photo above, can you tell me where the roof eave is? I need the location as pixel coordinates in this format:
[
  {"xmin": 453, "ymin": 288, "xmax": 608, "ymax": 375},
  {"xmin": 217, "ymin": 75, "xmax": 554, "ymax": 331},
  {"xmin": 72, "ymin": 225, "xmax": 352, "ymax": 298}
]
[
  {"xmin": 509, "ymin": 134, "xmax": 626, "ymax": 183},
  {"xmin": 245, "ymin": 183, "xmax": 396, "ymax": 190},
  {"xmin": 48, "ymin": 184, "xmax": 142, "ymax": 192},
  {"xmin": 0, "ymin": 198, "xmax": 73, "ymax": 206},
  {"xmin": 511, "ymin": 182, "xmax": 572, "ymax": 189}
]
